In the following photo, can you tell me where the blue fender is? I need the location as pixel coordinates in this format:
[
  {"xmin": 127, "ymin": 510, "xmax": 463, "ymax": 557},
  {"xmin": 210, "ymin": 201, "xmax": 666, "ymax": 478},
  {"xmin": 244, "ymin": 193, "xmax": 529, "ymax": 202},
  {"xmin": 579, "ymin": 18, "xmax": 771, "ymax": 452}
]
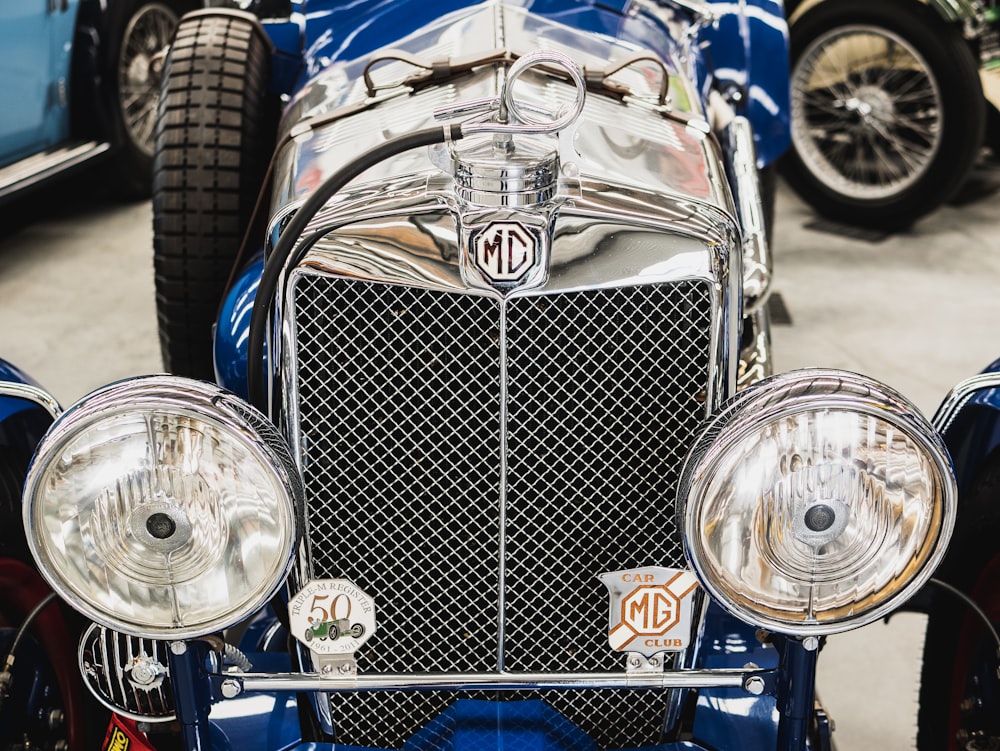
[
  {"xmin": 937, "ymin": 357, "xmax": 1000, "ymax": 499},
  {"xmin": 688, "ymin": 601, "xmax": 782, "ymax": 750},
  {"xmin": 699, "ymin": 0, "xmax": 792, "ymax": 167},
  {"xmin": 215, "ymin": 254, "xmax": 265, "ymax": 402}
]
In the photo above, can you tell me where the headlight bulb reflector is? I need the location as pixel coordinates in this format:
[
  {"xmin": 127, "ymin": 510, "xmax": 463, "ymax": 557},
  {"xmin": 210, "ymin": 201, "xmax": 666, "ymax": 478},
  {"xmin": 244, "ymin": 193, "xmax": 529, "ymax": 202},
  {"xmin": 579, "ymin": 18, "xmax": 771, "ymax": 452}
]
[{"xmin": 680, "ymin": 368, "xmax": 956, "ymax": 635}]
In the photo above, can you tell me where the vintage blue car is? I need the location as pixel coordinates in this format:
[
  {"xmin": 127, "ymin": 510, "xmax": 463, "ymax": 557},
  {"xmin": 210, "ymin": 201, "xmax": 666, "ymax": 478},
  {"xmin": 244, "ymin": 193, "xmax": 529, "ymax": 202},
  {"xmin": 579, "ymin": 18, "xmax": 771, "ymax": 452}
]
[
  {"xmin": 0, "ymin": 0, "xmax": 197, "ymax": 202},
  {"xmin": 0, "ymin": 1, "xmax": 995, "ymax": 750}
]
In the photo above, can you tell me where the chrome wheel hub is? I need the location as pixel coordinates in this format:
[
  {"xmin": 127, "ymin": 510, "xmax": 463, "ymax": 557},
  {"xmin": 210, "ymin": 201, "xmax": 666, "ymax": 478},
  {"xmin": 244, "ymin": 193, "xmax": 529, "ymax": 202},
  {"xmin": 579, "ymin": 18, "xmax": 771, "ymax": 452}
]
[
  {"xmin": 791, "ymin": 24, "xmax": 943, "ymax": 200},
  {"xmin": 844, "ymin": 85, "xmax": 895, "ymax": 125}
]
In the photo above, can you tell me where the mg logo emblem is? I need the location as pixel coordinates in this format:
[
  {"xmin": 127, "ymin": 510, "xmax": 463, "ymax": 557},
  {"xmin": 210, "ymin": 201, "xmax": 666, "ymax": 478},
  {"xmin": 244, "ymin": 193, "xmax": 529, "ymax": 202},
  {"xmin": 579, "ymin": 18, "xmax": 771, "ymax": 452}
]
[
  {"xmin": 599, "ymin": 567, "xmax": 699, "ymax": 655},
  {"xmin": 622, "ymin": 587, "xmax": 680, "ymax": 634},
  {"xmin": 472, "ymin": 221, "xmax": 537, "ymax": 283}
]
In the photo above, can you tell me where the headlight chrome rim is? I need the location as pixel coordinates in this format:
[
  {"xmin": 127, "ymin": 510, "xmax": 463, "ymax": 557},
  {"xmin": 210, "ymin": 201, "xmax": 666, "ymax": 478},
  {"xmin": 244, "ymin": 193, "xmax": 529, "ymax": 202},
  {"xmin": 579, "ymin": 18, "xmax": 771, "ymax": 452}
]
[
  {"xmin": 680, "ymin": 368, "xmax": 957, "ymax": 636},
  {"xmin": 23, "ymin": 375, "xmax": 302, "ymax": 640}
]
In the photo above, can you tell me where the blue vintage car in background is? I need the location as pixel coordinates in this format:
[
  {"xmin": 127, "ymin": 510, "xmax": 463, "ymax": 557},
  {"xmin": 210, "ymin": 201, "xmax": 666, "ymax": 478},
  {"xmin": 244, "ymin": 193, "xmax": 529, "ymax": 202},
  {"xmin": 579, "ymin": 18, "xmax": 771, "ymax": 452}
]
[
  {"xmin": 0, "ymin": 0, "xmax": 198, "ymax": 202},
  {"xmin": 0, "ymin": 2, "xmax": 997, "ymax": 750}
]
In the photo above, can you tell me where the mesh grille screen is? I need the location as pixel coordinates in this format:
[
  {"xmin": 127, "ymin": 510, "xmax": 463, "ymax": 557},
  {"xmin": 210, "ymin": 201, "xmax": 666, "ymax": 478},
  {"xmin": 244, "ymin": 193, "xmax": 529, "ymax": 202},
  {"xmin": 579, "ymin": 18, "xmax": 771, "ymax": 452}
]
[
  {"xmin": 291, "ymin": 274, "xmax": 713, "ymax": 749},
  {"xmin": 503, "ymin": 286, "xmax": 709, "ymax": 672}
]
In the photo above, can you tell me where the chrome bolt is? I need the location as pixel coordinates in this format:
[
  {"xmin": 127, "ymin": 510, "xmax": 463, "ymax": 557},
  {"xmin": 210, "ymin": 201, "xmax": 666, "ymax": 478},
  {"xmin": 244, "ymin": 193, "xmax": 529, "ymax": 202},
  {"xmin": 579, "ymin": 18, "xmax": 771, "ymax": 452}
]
[
  {"xmin": 802, "ymin": 636, "xmax": 820, "ymax": 652},
  {"xmin": 320, "ymin": 663, "xmax": 334, "ymax": 675},
  {"xmin": 169, "ymin": 641, "xmax": 187, "ymax": 656},
  {"xmin": 48, "ymin": 709, "xmax": 64, "ymax": 729},
  {"xmin": 744, "ymin": 676, "xmax": 766, "ymax": 696},
  {"xmin": 338, "ymin": 663, "xmax": 353, "ymax": 675},
  {"xmin": 128, "ymin": 656, "xmax": 165, "ymax": 687},
  {"xmin": 959, "ymin": 697, "xmax": 981, "ymax": 713},
  {"xmin": 648, "ymin": 656, "xmax": 662, "ymax": 669},
  {"xmin": 220, "ymin": 679, "xmax": 241, "ymax": 699},
  {"xmin": 627, "ymin": 656, "xmax": 642, "ymax": 669}
]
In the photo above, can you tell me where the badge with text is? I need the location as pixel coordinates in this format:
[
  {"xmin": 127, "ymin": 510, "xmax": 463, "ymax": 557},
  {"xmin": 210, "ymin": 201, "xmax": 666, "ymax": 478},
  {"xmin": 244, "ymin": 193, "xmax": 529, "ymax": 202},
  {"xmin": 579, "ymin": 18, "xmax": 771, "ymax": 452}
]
[
  {"xmin": 598, "ymin": 567, "xmax": 699, "ymax": 656},
  {"xmin": 472, "ymin": 220, "xmax": 538, "ymax": 283},
  {"xmin": 288, "ymin": 579, "xmax": 376, "ymax": 655},
  {"xmin": 461, "ymin": 216, "xmax": 549, "ymax": 292},
  {"xmin": 102, "ymin": 715, "xmax": 157, "ymax": 751}
]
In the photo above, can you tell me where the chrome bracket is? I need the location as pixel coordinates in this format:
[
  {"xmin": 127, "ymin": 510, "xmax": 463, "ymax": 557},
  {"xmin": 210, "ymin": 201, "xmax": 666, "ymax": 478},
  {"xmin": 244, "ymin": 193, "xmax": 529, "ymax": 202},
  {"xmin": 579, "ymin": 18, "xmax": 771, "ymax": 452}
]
[
  {"xmin": 433, "ymin": 49, "xmax": 587, "ymax": 138},
  {"xmin": 625, "ymin": 652, "xmax": 667, "ymax": 675},
  {"xmin": 315, "ymin": 653, "xmax": 358, "ymax": 678}
]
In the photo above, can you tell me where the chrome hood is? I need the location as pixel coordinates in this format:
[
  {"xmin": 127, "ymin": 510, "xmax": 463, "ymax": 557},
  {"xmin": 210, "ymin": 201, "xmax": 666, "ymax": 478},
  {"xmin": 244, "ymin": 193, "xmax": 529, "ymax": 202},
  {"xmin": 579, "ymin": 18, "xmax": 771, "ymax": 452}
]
[
  {"xmin": 270, "ymin": 1, "xmax": 734, "ymax": 221},
  {"xmin": 268, "ymin": 0, "xmax": 745, "ymax": 399}
]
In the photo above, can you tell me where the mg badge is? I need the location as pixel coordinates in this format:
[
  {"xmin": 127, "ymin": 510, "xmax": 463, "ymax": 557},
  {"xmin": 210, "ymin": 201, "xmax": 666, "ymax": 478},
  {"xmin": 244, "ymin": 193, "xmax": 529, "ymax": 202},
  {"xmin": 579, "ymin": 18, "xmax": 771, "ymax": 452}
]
[
  {"xmin": 598, "ymin": 567, "xmax": 699, "ymax": 656},
  {"xmin": 472, "ymin": 221, "xmax": 538, "ymax": 283},
  {"xmin": 288, "ymin": 579, "xmax": 376, "ymax": 655}
]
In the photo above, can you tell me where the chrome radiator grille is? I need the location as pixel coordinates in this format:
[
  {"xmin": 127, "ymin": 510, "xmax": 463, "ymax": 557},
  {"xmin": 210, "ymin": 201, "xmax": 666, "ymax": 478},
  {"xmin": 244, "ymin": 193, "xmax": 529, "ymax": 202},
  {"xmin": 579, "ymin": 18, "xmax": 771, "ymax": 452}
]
[{"xmin": 290, "ymin": 274, "xmax": 713, "ymax": 749}]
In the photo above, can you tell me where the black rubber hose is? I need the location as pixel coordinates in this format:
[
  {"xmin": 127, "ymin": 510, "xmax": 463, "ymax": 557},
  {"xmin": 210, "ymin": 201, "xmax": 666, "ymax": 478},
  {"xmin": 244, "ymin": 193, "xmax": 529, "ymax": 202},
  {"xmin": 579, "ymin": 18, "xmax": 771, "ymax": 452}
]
[
  {"xmin": 247, "ymin": 123, "xmax": 463, "ymax": 409},
  {"xmin": 1, "ymin": 592, "xmax": 57, "ymax": 684}
]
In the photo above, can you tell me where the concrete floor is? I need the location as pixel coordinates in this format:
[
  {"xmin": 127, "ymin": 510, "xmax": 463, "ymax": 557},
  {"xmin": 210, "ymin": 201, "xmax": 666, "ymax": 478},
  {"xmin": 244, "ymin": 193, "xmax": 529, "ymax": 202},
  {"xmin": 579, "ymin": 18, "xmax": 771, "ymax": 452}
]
[
  {"xmin": 0, "ymin": 160, "xmax": 998, "ymax": 749},
  {"xmin": 771, "ymin": 158, "xmax": 1000, "ymax": 750}
]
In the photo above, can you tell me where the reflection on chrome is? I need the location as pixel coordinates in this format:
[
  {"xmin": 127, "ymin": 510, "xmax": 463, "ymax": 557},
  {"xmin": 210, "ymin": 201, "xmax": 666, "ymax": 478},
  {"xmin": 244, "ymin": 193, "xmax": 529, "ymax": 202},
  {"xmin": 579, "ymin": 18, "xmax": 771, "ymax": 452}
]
[
  {"xmin": 681, "ymin": 368, "xmax": 956, "ymax": 635},
  {"xmin": 22, "ymin": 376, "xmax": 301, "ymax": 640}
]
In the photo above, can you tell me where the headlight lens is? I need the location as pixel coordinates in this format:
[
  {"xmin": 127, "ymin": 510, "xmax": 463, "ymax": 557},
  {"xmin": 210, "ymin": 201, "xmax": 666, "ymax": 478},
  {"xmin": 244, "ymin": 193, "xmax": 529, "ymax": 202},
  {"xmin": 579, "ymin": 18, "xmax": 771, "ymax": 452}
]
[
  {"xmin": 680, "ymin": 368, "xmax": 956, "ymax": 635},
  {"xmin": 23, "ymin": 376, "xmax": 301, "ymax": 639}
]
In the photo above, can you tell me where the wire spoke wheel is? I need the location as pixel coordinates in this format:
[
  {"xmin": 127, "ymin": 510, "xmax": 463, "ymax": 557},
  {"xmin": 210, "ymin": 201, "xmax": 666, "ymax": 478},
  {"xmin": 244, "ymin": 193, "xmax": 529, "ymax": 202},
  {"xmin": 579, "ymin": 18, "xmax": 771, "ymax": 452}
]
[
  {"xmin": 118, "ymin": 3, "xmax": 179, "ymax": 159},
  {"xmin": 791, "ymin": 25, "xmax": 941, "ymax": 199},
  {"xmin": 782, "ymin": 1, "xmax": 984, "ymax": 228}
]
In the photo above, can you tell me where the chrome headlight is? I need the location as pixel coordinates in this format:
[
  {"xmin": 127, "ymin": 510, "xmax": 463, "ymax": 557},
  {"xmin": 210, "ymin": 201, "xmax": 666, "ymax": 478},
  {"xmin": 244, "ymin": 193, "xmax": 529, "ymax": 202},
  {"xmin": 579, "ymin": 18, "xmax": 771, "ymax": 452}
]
[
  {"xmin": 679, "ymin": 368, "xmax": 956, "ymax": 635},
  {"xmin": 23, "ymin": 376, "xmax": 301, "ymax": 640}
]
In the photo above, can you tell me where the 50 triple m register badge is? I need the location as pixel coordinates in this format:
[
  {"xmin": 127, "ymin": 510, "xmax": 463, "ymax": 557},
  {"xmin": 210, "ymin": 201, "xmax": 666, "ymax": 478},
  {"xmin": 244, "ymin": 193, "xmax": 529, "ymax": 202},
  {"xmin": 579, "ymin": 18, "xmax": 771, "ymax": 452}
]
[{"xmin": 288, "ymin": 579, "xmax": 376, "ymax": 655}]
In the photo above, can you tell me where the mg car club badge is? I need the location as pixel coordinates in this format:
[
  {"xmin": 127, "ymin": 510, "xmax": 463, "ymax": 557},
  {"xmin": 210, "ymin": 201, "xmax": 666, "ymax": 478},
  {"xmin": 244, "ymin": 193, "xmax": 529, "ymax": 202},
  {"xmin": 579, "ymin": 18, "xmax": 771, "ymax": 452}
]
[
  {"xmin": 288, "ymin": 579, "xmax": 376, "ymax": 656},
  {"xmin": 598, "ymin": 567, "xmax": 699, "ymax": 657}
]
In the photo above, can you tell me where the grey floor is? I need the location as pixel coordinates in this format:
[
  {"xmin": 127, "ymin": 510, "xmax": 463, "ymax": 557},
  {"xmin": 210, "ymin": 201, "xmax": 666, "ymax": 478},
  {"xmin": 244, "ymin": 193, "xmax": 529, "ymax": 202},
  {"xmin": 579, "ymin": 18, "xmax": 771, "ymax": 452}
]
[{"xmin": 1, "ymin": 160, "xmax": 998, "ymax": 748}]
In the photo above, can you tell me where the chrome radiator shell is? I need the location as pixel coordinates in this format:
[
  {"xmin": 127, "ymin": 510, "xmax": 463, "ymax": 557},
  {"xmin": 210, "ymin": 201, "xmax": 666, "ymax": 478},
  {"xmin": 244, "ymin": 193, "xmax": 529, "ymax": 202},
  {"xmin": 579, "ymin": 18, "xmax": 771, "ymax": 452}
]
[
  {"xmin": 276, "ymin": 184, "xmax": 737, "ymax": 747},
  {"xmin": 270, "ymin": 6, "xmax": 740, "ymax": 746}
]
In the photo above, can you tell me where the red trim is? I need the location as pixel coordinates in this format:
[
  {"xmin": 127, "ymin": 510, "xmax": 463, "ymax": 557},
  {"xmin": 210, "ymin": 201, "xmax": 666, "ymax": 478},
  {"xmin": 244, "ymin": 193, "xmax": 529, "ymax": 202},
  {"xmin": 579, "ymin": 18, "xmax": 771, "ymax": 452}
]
[
  {"xmin": 103, "ymin": 715, "xmax": 159, "ymax": 751},
  {"xmin": 0, "ymin": 558, "xmax": 86, "ymax": 749},
  {"xmin": 947, "ymin": 554, "xmax": 1000, "ymax": 749}
]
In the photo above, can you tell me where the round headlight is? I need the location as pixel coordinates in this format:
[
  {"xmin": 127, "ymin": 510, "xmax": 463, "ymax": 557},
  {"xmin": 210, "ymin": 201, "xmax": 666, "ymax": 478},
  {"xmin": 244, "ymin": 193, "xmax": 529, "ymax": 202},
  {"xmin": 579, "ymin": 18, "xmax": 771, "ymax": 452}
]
[
  {"xmin": 23, "ymin": 376, "xmax": 301, "ymax": 639},
  {"xmin": 679, "ymin": 368, "xmax": 956, "ymax": 635}
]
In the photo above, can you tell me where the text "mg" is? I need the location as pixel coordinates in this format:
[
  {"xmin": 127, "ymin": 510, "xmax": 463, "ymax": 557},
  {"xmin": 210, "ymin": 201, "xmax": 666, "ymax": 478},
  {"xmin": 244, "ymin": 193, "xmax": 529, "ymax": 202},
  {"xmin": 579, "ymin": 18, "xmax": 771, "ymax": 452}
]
[{"xmin": 473, "ymin": 221, "xmax": 537, "ymax": 282}]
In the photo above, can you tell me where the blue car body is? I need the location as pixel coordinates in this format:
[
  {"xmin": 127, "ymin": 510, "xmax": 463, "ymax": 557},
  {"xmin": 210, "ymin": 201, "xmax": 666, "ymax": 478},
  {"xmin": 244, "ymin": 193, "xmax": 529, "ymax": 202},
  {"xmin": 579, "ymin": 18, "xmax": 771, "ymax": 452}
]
[
  {"xmin": 0, "ymin": 2, "xmax": 80, "ymax": 164},
  {"xmin": 13, "ymin": 3, "xmax": 984, "ymax": 751},
  {"xmin": 0, "ymin": 0, "xmax": 195, "ymax": 201},
  {"xmin": 215, "ymin": 0, "xmax": 791, "ymax": 401},
  {"xmin": 168, "ymin": 5, "xmax": 804, "ymax": 749}
]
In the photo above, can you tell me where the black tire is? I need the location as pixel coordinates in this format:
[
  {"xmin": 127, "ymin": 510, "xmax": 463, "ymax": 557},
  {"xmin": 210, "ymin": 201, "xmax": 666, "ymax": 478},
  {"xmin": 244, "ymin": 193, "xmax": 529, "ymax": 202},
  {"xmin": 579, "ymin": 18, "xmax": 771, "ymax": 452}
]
[
  {"xmin": 105, "ymin": 1, "xmax": 193, "ymax": 197},
  {"xmin": 153, "ymin": 13, "xmax": 277, "ymax": 379},
  {"xmin": 917, "ymin": 451, "xmax": 1000, "ymax": 750},
  {"xmin": 782, "ymin": 0, "xmax": 985, "ymax": 228},
  {"xmin": 985, "ymin": 102, "xmax": 1000, "ymax": 158}
]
